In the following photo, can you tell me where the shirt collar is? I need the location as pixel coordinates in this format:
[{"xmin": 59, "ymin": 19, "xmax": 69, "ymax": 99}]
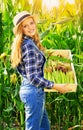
[{"xmin": 23, "ymin": 35, "xmax": 32, "ymax": 40}]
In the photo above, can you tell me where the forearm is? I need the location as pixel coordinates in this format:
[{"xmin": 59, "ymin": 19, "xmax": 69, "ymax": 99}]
[
  {"xmin": 52, "ymin": 84, "xmax": 72, "ymax": 93},
  {"xmin": 27, "ymin": 74, "xmax": 54, "ymax": 88}
]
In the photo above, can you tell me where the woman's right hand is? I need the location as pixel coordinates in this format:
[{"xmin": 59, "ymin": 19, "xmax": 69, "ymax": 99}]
[{"xmin": 52, "ymin": 84, "xmax": 72, "ymax": 94}]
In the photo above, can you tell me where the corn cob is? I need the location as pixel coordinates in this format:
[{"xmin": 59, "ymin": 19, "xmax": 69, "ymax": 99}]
[{"xmin": 44, "ymin": 50, "xmax": 75, "ymax": 84}]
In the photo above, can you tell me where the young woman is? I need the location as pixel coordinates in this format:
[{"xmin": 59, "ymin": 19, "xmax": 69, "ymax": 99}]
[{"xmin": 11, "ymin": 11, "xmax": 71, "ymax": 130}]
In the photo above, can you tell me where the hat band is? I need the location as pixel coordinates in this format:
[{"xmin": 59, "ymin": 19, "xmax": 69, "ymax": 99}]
[{"xmin": 16, "ymin": 14, "xmax": 30, "ymax": 25}]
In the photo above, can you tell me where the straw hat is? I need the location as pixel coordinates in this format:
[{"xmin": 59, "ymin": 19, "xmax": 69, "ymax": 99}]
[{"xmin": 13, "ymin": 11, "xmax": 34, "ymax": 26}]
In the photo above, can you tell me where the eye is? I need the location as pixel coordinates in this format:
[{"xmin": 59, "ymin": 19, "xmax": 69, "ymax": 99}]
[
  {"xmin": 30, "ymin": 21, "xmax": 34, "ymax": 25},
  {"xmin": 23, "ymin": 25, "xmax": 27, "ymax": 28}
]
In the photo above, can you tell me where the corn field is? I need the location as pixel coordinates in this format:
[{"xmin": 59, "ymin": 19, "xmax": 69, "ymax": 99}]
[{"xmin": 0, "ymin": 0, "xmax": 83, "ymax": 130}]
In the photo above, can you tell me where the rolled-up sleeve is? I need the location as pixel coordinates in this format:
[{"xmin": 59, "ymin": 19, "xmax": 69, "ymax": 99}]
[{"xmin": 22, "ymin": 41, "xmax": 54, "ymax": 88}]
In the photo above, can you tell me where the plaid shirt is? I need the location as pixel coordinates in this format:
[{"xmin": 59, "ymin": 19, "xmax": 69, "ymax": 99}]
[{"xmin": 17, "ymin": 36, "xmax": 54, "ymax": 88}]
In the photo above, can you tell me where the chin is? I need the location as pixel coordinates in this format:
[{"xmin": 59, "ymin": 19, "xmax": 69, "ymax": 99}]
[
  {"xmin": 30, "ymin": 33, "xmax": 35, "ymax": 37},
  {"xmin": 26, "ymin": 31, "xmax": 36, "ymax": 37}
]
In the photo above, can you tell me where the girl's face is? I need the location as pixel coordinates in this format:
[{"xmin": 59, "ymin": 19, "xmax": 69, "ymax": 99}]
[{"xmin": 22, "ymin": 17, "xmax": 36, "ymax": 37}]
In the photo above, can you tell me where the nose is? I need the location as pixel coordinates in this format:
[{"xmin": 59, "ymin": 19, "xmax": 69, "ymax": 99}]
[{"xmin": 28, "ymin": 24, "xmax": 33, "ymax": 30}]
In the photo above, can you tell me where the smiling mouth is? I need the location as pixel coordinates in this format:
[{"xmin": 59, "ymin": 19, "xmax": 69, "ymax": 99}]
[{"xmin": 28, "ymin": 29, "xmax": 35, "ymax": 33}]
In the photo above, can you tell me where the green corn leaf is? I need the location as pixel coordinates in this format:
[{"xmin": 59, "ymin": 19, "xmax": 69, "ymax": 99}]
[{"xmin": 74, "ymin": 54, "xmax": 83, "ymax": 59}]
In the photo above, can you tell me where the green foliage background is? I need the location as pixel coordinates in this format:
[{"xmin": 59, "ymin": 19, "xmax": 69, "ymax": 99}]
[{"xmin": 0, "ymin": 0, "xmax": 83, "ymax": 130}]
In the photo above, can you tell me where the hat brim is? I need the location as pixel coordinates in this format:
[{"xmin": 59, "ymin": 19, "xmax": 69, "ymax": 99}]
[{"xmin": 16, "ymin": 15, "xmax": 37, "ymax": 27}]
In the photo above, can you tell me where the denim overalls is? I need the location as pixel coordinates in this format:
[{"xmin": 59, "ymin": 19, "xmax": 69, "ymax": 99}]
[{"xmin": 19, "ymin": 78, "xmax": 50, "ymax": 130}]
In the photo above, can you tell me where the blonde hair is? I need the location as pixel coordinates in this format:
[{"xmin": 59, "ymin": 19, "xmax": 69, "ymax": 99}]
[{"xmin": 11, "ymin": 17, "xmax": 45, "ymax": 68}]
